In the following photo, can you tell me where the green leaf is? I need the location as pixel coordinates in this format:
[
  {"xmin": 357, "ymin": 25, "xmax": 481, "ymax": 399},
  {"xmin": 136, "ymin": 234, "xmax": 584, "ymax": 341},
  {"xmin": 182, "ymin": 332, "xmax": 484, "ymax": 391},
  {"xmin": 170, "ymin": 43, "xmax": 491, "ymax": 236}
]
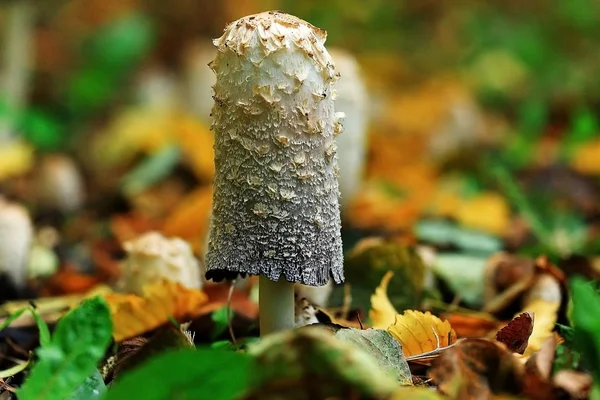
[
  {"xmin": 67, "ymin": 369, "xmax": 106, "ymax": 400},
  {"xmin": 570, "ymin": 277, "xmax": 600, "ymax": 377},
  {"xmin": 17, "ymin": 297, "xmax": 113, "ymax": 400},
  {"xmin": 433, "ymin": 253, "xmax": 487, "ymax": 307},
  {"xmin": 85, "ymin": 13, "xmax": 154, "ymax": 72},
  {"xmin": 105, "ymin": 348, "xmax": 256, "ymax": 400},
  {"xmin": 334, "ymin": 328, "xmax": 412, "ymax": 385},
  {"xmin": 210, "ymin": 307, "xmax": 229, "ymax": 340},
  {"xmin": 0, "ymin": 306, "xmax": 51, "ymax": 348},
  {"xmin": 248, "ymin": 326, "xmax": 399, "ymax": 399},
  {"xmin": 19, "ymin": 109, "xmax": 65, "ymax": 152},
  {"xmin": 120, "ymin": 145, "xmax": 181, "ymax": 197},
  {"xmin": 414, "ymin": 220, "xmax": 502, "ymax": 255}
]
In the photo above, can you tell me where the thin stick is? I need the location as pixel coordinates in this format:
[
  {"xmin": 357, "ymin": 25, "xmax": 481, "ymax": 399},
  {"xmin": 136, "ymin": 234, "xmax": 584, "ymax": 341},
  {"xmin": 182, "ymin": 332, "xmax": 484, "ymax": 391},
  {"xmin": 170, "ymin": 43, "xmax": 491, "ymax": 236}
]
[{"xmin": 227, "ymin": 280, "xmax": 237, "ymax": 346}]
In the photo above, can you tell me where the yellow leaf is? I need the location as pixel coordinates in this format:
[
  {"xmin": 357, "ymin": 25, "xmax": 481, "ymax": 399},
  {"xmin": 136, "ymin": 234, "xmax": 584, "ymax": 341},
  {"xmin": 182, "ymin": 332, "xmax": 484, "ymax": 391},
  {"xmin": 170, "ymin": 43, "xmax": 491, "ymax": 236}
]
[
  {"xmin": 456, "ymin": 192, "xmax": 510, "ymax": 235},
  {"xmin": 0, "ymin": 140, "xmax": 33, "ymax": 181},
  {"xmin": 162, "ymin": 186, "xmax": 213, "ymax": 253},
  {"xmin": 369, "ymin": 271, "xmax": 399, "ymax": 329},
  {"xmin": 173, "ymin": 114, "xmax": 214, "ymax": 181},
  {"xmin": 571, "ymin": 139, "xmax": 600, "ymax": 175},
  {"xmin": 388, "ymin": 310, "xmax": 457, "ymax": 357},
  {"xmin": 521, "ymin": 298, "xmax": 560, "ymax": 356},
  {"xmin": 104, "ymin": 280, "xmax": 208, "ymax": 342}
]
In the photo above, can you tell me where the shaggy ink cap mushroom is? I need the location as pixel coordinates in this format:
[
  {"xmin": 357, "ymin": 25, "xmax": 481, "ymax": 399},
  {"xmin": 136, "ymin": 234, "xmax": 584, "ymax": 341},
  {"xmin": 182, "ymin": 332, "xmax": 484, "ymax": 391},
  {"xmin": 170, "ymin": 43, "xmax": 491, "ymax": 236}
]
[{"xmin": 205, "ymin": 11, "xmax": 344, "ymax": 288}]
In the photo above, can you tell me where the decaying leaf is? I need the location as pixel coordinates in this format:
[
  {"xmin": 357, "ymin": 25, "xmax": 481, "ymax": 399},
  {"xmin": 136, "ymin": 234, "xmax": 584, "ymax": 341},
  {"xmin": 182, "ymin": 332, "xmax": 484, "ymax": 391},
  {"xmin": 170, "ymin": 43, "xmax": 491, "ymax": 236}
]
[
  {"xmin": 369, "ymin": 271, "xmax": 398, "ymax": 330},
  {"xmin": 522, "ymin": 336, "xmax": 593, "ymax": 400},
  {"xmin": 104, "ymin": 280, "xmax": 208, "ymax": 341},
  {"xmin": 496, "ymin": 312, "xmax": 534, "ymax": 354},
  {"xmin": 387, "ymin": 310, "xmax": 457, "ymax": 358},
  {"xmin": 334, "ymin": 328, "xmax": 412, "ymax": 385},
  {"xmin": 442, "ymin": 312, "xmax": 499, "ymax": 338},
  {"xmin": 247, "ymin": 326, "xmax": 400, "ymax": 399},
  {"xmin": 429, "ymin": 338, "xmax": 524, "ymax": 398}
]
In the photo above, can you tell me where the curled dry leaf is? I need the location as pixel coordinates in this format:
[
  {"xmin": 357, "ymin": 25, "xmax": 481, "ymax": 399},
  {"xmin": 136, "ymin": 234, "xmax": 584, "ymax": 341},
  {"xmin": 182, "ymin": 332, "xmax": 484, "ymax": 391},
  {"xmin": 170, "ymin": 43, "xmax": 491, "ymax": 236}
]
[
  {"xmin": 442, "ymin": 312, "xmax": 499, "ymax": 338},
  {"xmin": 429, "ymin": 338, "xmax": 524, "ymax": 398},
  {"xmin": 388, "ymin": 310, "xmax": 457, "ymax": 358},
  {"xmin": 495, "ymin": 312, "xmax": 534, "ymax": 354},
  {"xmin": 369, "ymin": 271, "xmax": 399, "ymax": 329},
  {"xmin": 104, "ymin": 280, "xmax": 208, "ymax": 342}
]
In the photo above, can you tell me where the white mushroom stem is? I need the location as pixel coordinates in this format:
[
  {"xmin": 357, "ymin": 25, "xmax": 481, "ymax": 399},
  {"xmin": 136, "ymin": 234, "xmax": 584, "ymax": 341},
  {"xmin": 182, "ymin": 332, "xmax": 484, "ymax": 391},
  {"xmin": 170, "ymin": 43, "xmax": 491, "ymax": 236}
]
[
  {"xmin": 259, "ymin": 276, "xmax": 295, "ymax": 334},
  {"xmin": 0, "ymin": 0, "xmax": 34, "ymax": 141},
  {"xmin": 0, "ymin": 196, "xmax": 33, "ymax": 290}
]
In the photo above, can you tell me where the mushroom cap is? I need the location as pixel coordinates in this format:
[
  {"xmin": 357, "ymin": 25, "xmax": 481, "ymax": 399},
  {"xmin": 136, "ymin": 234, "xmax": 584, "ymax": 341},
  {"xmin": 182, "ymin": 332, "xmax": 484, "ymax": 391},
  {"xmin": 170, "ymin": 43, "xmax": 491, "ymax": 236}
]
[{"xmin": 205, "ymin": 11, "xmax": 344, "ymax": 286}]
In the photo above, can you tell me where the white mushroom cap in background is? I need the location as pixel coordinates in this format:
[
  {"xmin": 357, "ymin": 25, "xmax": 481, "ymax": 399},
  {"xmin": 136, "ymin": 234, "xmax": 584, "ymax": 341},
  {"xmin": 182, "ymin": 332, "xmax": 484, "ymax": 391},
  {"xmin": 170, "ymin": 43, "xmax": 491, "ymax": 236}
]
[
  {"xmin": 328, "ymin": 48, "xmax": 370, "ymax": 211},
  {"xmin": 182, "ymin": 39, "xmax": 216, "ymax": 124},
  {"xmin": 0, "ymin": 196, "xmax": 33, "ymax": 290},
  {"xmin": 120, "ymin": 231, "xmax": 202, "ymax": 296},
  {"xmin": 33, "ymin": 153, "xmax": 85, "ymax": 214},
  {"xmin": 133, "ymin": 66, "xmax": 183, "ymax": 111}
]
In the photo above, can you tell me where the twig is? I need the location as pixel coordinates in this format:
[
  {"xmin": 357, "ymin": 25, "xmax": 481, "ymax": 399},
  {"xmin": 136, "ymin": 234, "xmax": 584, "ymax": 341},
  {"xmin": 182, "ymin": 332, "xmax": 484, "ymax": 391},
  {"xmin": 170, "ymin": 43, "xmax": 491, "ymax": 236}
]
[
  {"xmin": 227, "ymin": 280, "xmax": 237, "ymax": 347},
  {"xmin": 341, "ymin": 283, "xmax": 352, "ymax": 320},
  {"xmin": 356, "ymin": 311, "xmax": 363, "ymax": 330}
]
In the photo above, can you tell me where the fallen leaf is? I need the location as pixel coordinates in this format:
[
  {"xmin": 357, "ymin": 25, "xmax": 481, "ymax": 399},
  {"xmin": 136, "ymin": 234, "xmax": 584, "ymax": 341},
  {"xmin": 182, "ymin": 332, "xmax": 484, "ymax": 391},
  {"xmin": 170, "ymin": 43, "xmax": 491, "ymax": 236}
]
[
  {"xmin": 198, "ymin": 284, "xmax": 259, "ymax": 320},
  {"xmin": 387, "ymin": 310, "xmax": 457, "ymax": 358},
  {"xmin": 104, "ymin": 280, "xmax": 208, "ymax": 342},
  {"xmin": 161, "ymin": 186, "xmax": 213, "ymax": 253},
  {"xmin": 571, "ymin": 138, "xmax": 600, "ymax": 175},
  {"xmin": 442, "ymin": 312, "xmax": 499, "ymax": 338},
  {"xmin": 496, "ymin": 312, "xmax": 534, "ymax": 354},
  {"xmin": 428, "ymin": 338, "xmax": 524, "ymax": 398},
  {"xmin": 335, "ymin": 328, "xmax": 412, "ymax": 385},
  {"xmin": 247, "ymin": 326, "xmax": 399, "ymax": 399},
  {"xmin": 0, "ymin": 139, "xmax": 34, "ymax": 181},
  {"xmin": 520, "ymin": 275, "xmax": 561, "ymax": 356},
  {"xmin": 552, "ymin": 370, "xmax": 592, "ymax": 399},
  {"xmin": 369, "ymin": 271, "xmax": 398, "ymax": 330}
]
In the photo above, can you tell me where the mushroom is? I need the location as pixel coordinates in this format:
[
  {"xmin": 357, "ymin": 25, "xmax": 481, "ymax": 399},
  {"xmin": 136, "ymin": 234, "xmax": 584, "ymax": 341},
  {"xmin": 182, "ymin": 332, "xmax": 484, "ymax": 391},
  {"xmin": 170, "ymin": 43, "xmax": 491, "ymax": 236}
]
[
  {"xmin": 182, "ymin": 39, "xmax": 216, "ymax": 124},
  {"xmin": 120, "ymin": 231, "xmax": 202, "ymax": 296},
  {"xmin": 205, "ymin": 11, "xmax": 344, "ymax": 335},
  {"xmin": 32, "ymin": 153, "xmax": 85, "ymax": 214},
  {"xmin": 327, "ymin": 48, "xmax": 369, "ymax": 210},
  {"xmin": 0, "ymin": 196, "xmax": 33, "ymax": 293}
]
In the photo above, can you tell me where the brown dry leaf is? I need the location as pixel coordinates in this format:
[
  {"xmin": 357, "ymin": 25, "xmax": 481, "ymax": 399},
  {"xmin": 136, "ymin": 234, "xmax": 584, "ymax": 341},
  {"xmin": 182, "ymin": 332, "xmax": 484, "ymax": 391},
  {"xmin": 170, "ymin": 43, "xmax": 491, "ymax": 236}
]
[
  {"xmin": 41, "ymin": 265, "xmax": 104, "ymax": 295},
  {"xmin": 198, "ymin": 284, "xmax": 259, "ymax": 320},
  {"xmin": 161, "ymin": 186, "xmax": 213, "ymax": 253},
  {"xmin": 369, "ymin": 271, "xmax": 399, "ymax": 330},
  {"xmin": 388, "ymin": 310, "xmax": 457, "ymax": 357},
  {"xmin": 552, "ymin": 370, "xmax": 592, "ymax": 399},
  {"xmin": 429, "ymin": 338, "xmax": 524, "ymax": 399},
  {"xmin": 104, "ymin": 279, "xmax": 208, "ymax": 342},
  {"xmin": 442, "ymin": 312, "xmax": 499, "ymax": 338},
  {"xmin": 495, "ymin": 312, "xmax": 534, "ymax": 354}
]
